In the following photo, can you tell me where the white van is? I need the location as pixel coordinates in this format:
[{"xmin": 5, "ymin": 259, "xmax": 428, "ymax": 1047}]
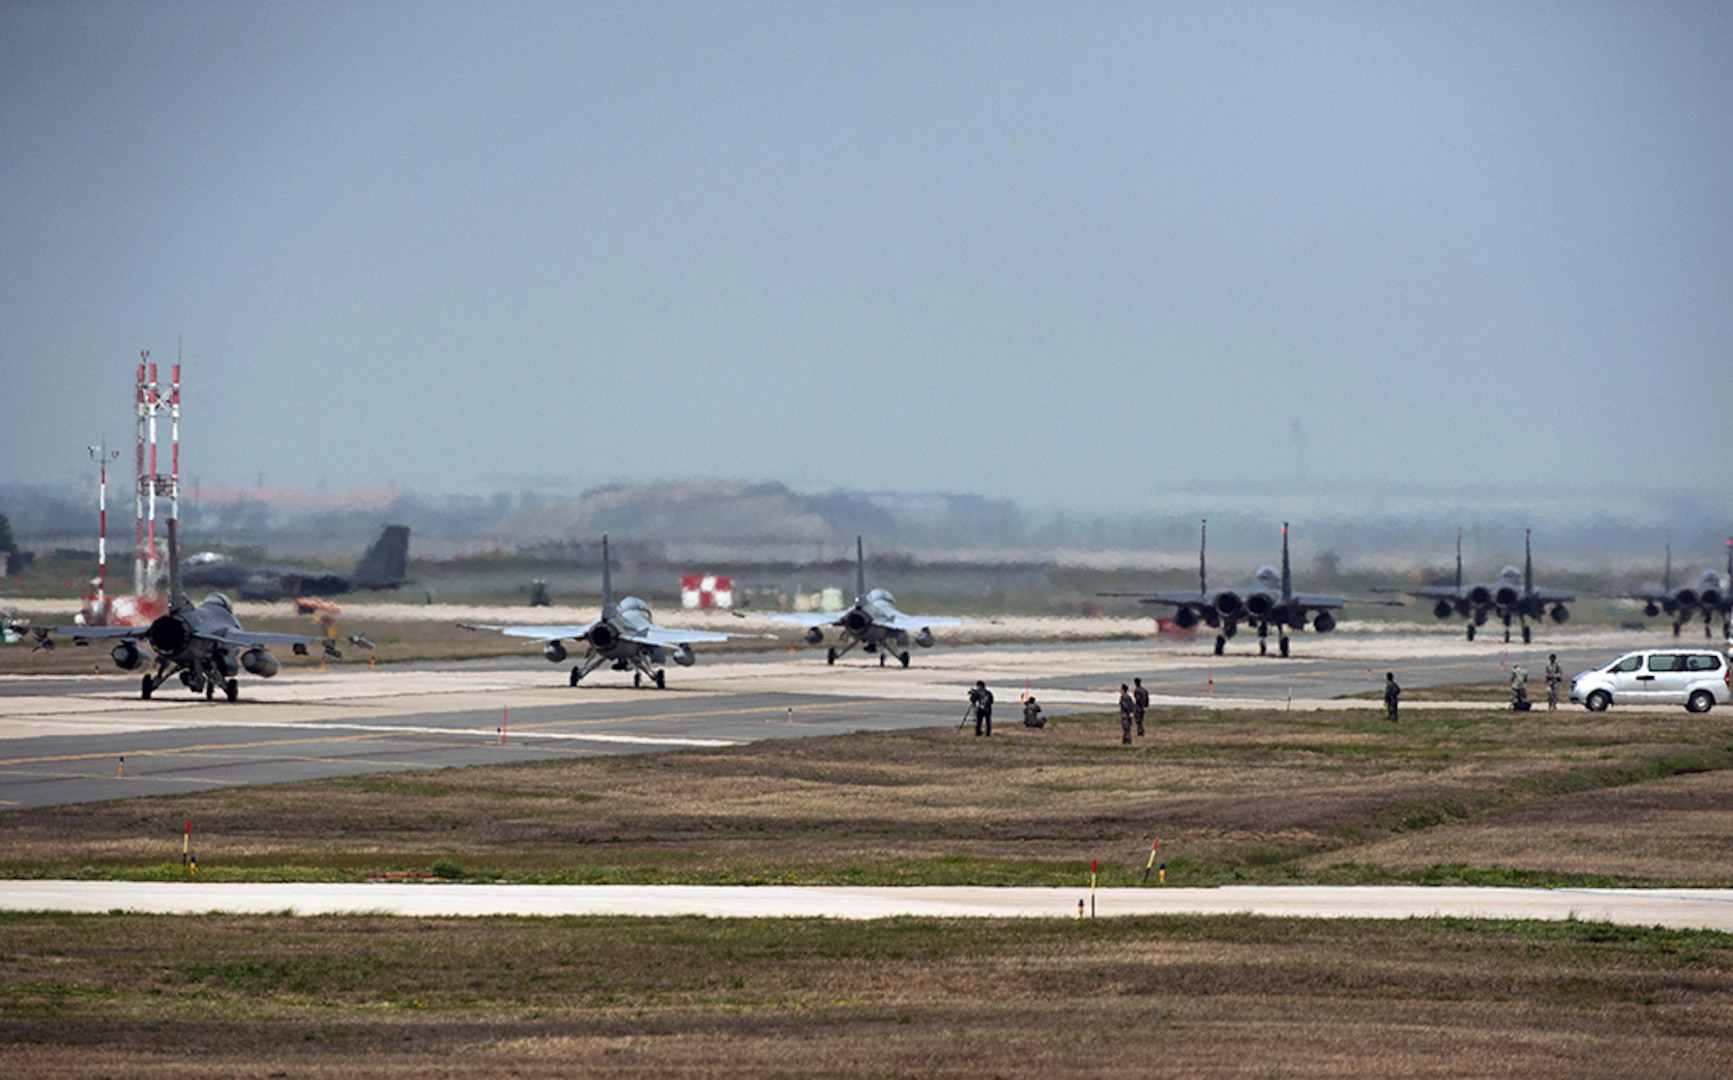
[{"xmin": 1570, "ymin": 649, "xmax": 1731, "ymax": 713}]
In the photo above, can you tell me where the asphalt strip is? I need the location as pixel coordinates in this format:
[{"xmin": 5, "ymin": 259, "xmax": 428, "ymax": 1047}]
[{"xmin": 2, "ymin": 883, "xmax": 1730, "ymax": 930}]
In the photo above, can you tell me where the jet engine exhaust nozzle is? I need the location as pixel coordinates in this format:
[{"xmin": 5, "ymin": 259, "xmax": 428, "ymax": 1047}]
[
  {"xmin": 842, "ymin": 609, "xmax": 872, "ymax": 635},
  {"xmin": 587, "ymin": 624, "xmax": 620, "ymax": 652},
  {"xmin": 147, "ymin": 614, "xmax": 193, "ymax": 656}
]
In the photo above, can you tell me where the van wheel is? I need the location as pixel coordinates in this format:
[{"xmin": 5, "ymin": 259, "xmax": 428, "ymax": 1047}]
[
  {"xmin": 1687, "ymin": 690, "xmax": 1714, "ymax": 714},
  {"xmin": 1585, "ymin": 690, "xmax": 1611, "ymax": 713}
]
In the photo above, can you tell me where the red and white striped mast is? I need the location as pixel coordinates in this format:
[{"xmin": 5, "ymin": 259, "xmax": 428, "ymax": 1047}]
[
  {"xmin": 168, "ymin": 359, "xmax": 181, "ymax": 545},
  {"xmin": 88, "ymin": 441, "xmax": 119, "ymax": 621},
  {"xmin": 146, "ymin": 359, "xmax": 161, "ymax": 591},
  {"xmin": 133, "ymin": 352, "xmax": 149, "ymax": 594}
]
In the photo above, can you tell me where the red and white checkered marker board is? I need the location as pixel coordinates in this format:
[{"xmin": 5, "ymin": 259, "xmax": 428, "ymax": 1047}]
[{"xmin": 680, "ymin": 574, "xmax": 733, "ymax": 609}]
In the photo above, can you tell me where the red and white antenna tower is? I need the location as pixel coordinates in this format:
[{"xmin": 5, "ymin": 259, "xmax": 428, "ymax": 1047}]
[
  {"xmin": 87, "ymin": 441, "xmax": 119, "ymax": 621},
  {"xmin": 131, "ymin": 353, "xmax": 180, "ymax": 595}
]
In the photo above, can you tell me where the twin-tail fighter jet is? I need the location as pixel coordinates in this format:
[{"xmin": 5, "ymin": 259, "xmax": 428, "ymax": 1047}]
[
  {"xmin": 1618, "ymin": 539, "xmax": 1731, "ymax": 639},
  {"xmin": 1101, "ymin": 521, "xmax": 1400, "ymax": 657},
  {"xmin": 772, "ymin": 536, "xmax": 963, "ymax": 667},
  {"xmin": 1409, "ymin": 529, "xmax": 1573, "ymax": 643},
  {"xmin": 460, "ymin": 535, "xmax": 747, "ymax": 688},
  {"xmin": 12, "ymin": 520, "xmax": 354, "ymax": 701}
]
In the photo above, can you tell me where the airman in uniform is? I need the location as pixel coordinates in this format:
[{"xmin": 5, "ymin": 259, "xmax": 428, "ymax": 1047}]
[
  {"xmin": 1023, "ymin": 695, "xmax": 1045, "ymax": 728},
  {"xmin": 1133, "ymin": 677, "xmax": 1150, "ymax": 736},
  {"xmin": 1118, "ymin": 684, "xmax": 1134, "ymax": 744}
]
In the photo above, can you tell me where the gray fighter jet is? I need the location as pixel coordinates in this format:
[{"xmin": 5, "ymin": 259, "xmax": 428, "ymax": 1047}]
[
  {"xmin": 1410, "ymin": 529, "xmax": 1574, "ymax": 643},
  {"xmin": 11, "ymin": 520, "xmax": 350, "ymax": 701},
  {"xmin": 772, "ymin": 537, "xmax": 964, "ymax": 667},
  {"xmin": 1101, "ymin": 521, "xmax": 1399, "ymax": 657},
  {"xmin": 460, "ymin": 535, "xmax": 744, "ymax": 688},
  {"xmin": 1619, "ymin": 539, "xmax": 1730, "ymax": 639},
  {"xmin": 181, "ymin": 524, "xmax": 410, "ymax": 601}
]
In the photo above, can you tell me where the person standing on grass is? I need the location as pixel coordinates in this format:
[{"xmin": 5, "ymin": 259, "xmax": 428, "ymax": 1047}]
[
  {"xmin": 1118, "ymin": 683, "xmax": 1135, "ymax": 744},
  {"xmin": 971, "ymin": 680, "xmax": 994, "ymax": 737},
  {"xmin": 1544, "ymin": 654, "xmax": 1563, "ymax": 711},
  {"xmin": 1132, "ymin": 677, "xmax": 1149, "ymax": 737},
  {"xmin": 1384, "ymin": 672, "xmax": 1400, "ymax": 723}
]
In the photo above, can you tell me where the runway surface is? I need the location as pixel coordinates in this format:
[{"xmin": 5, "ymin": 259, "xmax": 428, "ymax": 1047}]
[
  {"xmin": 3, "ymin": 881, "xmax": 1729, "ymax": 930},
  {"xmin": 0, "ymin": 632, "xmax": 1678, "ymax": 810}
]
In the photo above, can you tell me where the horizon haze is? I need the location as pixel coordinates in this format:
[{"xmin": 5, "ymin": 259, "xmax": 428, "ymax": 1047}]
[{"xmin": 4, "ymin": 3, "xmax": 1730, "ymax": 514}]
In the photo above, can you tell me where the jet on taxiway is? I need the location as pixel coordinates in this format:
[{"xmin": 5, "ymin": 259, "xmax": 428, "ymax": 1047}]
[
  {"xmin": 181, "ymin": 524, "xmax": 410, "ymax": 601},
  {"xmin": 1616, "ymin": 539, "xmax": 1731, "ymax": 640},
  {"xmin": 460, "ymin": 535, "xmax": 748, "ymax": 688},
  {"xmin": 1408, "ymin": 529, "xmax": 1574, "ymax": 643},
  {"xmin": 1101, "ymin": 521, "xmax": 1400, "ymax": 657},
  {"xmin": 10, "ymin": 520, "xmax": 359, "ymax": 701},
  {"xmin": 772, "ymin": 536, "xmax": 963, "ymax": 667}
]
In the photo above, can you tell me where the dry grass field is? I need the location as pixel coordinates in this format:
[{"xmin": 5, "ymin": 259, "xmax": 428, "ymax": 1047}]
[
  {"xmin": 4, "ymin": 706, "xmax": 1731, "ymax": 889},
  {"xmin": 0, "ymin": 912, "xmax": 1729, "ymax": 1078},
  {"xmin": 4, "ymin": 701, "xmax": 1732, "ymax": 1075}
]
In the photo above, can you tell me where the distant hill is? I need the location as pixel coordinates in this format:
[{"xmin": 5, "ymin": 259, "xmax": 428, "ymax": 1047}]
[{"xmin": 491, "ymin": 480, "xmax": 1023, "ymax": 551}]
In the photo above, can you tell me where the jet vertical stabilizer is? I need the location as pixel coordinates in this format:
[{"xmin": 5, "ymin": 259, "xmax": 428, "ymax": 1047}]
[{"xmin": 352, "ymin": 525, "xmax": 410, "ymax": 589}]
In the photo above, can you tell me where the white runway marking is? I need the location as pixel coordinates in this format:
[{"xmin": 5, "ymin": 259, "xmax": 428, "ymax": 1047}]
[{"xmin": 278, "ymin": 720, "xmax": 740, "ymax": 748}]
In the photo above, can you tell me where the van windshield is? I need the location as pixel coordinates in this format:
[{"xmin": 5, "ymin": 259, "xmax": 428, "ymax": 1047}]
[{"xmin": 1609, "ymin": 655, "xmax": 1643, "ymax": 673}]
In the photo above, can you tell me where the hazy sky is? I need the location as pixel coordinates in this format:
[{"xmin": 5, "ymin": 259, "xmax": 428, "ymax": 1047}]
[{"xmin": 4, "ymin": 1, "xmax": 1730, "ymax": 512}]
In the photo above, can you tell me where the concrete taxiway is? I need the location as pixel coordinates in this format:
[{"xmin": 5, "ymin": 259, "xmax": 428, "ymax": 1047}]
[
  {"xmin": 2, "ymin": 881, "xmax": 1729, "ymax": 930},
  {"xmin": 0, "ymin": 632, "xmax": 1679, "ymax": 810}
]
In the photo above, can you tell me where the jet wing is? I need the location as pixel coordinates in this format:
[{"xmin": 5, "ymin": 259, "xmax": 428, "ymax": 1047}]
[
  {"xmin": 11, "ymin": 623, "xmax": 147, "ymax": 648},
  {"xmin": 627, "ymin": 625, "xmax": 744, "ymax": 647},
  {"xmin": 461, "ymin": 622, "xmax": 600, "ymax": 641},
  {"xmin": 876, "ymin": 612, "xmax": 964, "ymax": 632},
  {"xmin": 1408, "ymin": 586, "xmax": 1466, "ymax": 601},
  {"xmin": 1099, "ymin": 590, "xmax": 1215, "ymax": 608},
  {"xmin": 205, "ymin": 626, "xmax": 326, "ymax": 649},
  {"xmin": 1289, "ymin": 593, "xmax": 1405, "ymax": 609},
  {"xmin": 770, "ymin": 613, "xmax": 842, "ymax": 628}
]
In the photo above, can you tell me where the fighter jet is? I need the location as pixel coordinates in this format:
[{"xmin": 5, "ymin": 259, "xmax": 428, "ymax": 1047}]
[
  {"xmin": 771, "ymin": 537, "xmax": 964, "ymax": 667},
  {"xmin": 460, "ymin": 535, "xmax": 745, "ymax": 688},
  {"xmin": 10, "ymin": 520, "xmax": 351, "ymax": 701},
  {"xmin": 1100, "ymin": 521, "xmax": 1400, "ymax": 657},
  {"xmin": 1410, "ymin": 529, "xmax": 1574, "ymax": 643},
  {"xmin": 181, "ymin": 524, "xmax": 410, "ymax": 601},
  {"xmin": 1619, "ymin": 539, "xmax": 1731, "ymax": 639}
]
